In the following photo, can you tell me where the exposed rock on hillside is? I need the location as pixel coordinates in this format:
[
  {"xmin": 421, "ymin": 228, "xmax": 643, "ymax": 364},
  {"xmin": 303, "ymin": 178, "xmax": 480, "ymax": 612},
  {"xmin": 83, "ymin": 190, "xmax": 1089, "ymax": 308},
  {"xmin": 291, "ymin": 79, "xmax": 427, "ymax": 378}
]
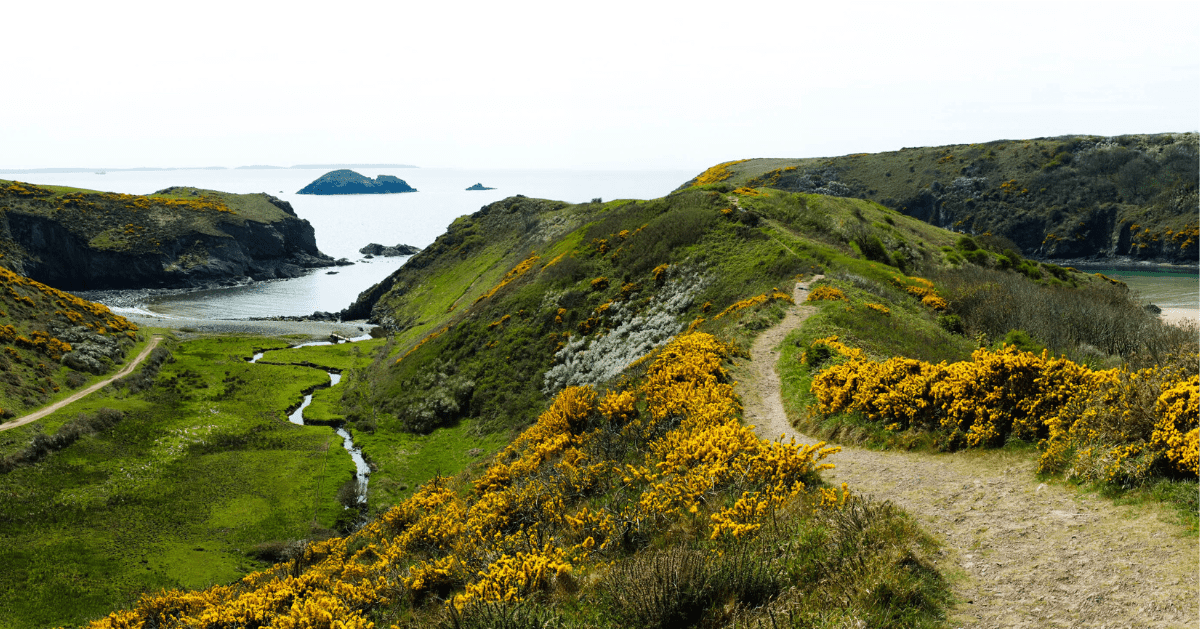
[
  {"xmin": 0, "ymin": 181, "xmax": 342, "ymax": 290},
  {"xmin": 683, "ymin": 133, "xmax": 1199, "ymax": 266},
  {"xmin": 296, "ymin": 170, "xmax": 417, "ymax": 195}
]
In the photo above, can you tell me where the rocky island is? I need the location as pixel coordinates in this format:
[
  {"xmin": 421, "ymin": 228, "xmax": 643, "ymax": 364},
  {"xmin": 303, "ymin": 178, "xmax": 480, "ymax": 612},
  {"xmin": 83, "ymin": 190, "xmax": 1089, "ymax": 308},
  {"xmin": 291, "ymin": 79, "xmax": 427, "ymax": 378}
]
[
  {"xmin": 0, "ymin": 180, "xmax": 347, "ymax": 290},
  {"xmin": 296, "ymin": 169, "xmax": 417, "ymax": 195},
  {"xmin": 359, "ymin": 243, "xmax": 420, "ymax": 257},
  {"xmin": 465, "ymin": 183, "xmax": 495, "ymax": 191}
]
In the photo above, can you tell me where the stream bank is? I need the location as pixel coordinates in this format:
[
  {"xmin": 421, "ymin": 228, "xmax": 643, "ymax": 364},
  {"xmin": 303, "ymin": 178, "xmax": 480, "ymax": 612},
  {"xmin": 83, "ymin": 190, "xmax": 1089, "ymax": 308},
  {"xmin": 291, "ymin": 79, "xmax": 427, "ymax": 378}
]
[{"xmin": 249, "ymin": 338, "xmax": 372, "ymax": 528}]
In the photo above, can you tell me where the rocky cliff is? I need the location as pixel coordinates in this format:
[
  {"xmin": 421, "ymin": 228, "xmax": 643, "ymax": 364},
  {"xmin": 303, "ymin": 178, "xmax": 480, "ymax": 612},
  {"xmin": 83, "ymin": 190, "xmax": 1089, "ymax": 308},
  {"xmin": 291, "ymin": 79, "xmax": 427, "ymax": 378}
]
[
  {"xmin": 0, "ymin": 181, "xmax": 344, "ymax": 290},
  {"xmin": 682, "ymin": 133, "xmax": 1199, "ymax": 266}
]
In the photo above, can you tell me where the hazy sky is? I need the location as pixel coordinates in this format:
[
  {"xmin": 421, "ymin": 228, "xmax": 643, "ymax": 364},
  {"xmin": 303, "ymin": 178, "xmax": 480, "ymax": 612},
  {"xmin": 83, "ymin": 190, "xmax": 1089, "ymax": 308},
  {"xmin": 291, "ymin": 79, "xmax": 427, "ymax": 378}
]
[{"xmin": 3, "ymin": 0, "xmax": 1197, "ymax": 171}]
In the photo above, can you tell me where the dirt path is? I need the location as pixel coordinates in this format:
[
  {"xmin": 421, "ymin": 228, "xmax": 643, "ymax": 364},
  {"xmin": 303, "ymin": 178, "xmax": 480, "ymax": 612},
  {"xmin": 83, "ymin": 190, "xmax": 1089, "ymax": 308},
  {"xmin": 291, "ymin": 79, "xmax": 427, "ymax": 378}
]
[
  {"xmin": 0, "ymin": 336, "xmax": 163, "ymax": 432},
  {"xmin": 739, "ymin": 280, "xmax": 1198, "ymax": 628}
]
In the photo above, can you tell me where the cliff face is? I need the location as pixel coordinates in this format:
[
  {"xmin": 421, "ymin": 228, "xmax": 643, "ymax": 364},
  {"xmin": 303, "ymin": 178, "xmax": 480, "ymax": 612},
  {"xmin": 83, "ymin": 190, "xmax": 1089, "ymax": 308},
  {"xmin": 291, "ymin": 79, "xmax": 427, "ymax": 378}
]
[
  {"xmin": 683, "ymin": 133, "xmax": 1199, "ymax": 266},
  {"xmin": 0, "ymin": 181, "xmax": 340, "ymax": 290}
]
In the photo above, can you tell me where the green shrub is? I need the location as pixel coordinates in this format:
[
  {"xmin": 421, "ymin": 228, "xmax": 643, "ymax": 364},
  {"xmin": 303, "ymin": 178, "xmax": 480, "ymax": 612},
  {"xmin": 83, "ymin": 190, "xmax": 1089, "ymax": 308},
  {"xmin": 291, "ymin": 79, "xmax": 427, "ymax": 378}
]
[
  {"xmin": 805, "ymin": 341, "xmax": 835, "ymax": 369},
  {"xmin": 1000, "ymin": 329, "xmax": 1044, "ymax": 354},
  {"xmin": 937, "ymin": 314, "xmax": 964, "ymax": 335}
]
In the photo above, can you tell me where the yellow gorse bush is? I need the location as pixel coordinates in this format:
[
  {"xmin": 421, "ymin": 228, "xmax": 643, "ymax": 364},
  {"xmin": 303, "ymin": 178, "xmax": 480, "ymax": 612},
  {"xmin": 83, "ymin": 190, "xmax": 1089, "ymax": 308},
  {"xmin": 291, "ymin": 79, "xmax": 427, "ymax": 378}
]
[
  {"xmin": 691, "ymin": 159, "xmax": 750, "ymax": 186},
  {"xmin": 474, "ymin": 253, "xmax": 541, "ymax": 305},
  {"xmin": 806, "ymin": 286, "xmax": 846, "ymax": 302},
  {"xmin": 93, "ymin": 332, "xmax": 845, "ymax": 628},
  {"xmin": 811, "ymin": 339, "xmax": 1198, "ymax": 483},
  {"xmin": 711, "ymin": 289, "xmax": 794, "ymax": 320}
]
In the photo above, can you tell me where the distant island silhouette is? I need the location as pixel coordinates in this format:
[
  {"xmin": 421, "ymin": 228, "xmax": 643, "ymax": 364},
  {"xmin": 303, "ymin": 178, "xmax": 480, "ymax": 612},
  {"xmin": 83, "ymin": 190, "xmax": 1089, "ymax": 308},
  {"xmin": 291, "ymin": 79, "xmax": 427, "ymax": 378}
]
[{"xmin": 297, "ymin": 170, "xmax": 418, "ymax": 195}]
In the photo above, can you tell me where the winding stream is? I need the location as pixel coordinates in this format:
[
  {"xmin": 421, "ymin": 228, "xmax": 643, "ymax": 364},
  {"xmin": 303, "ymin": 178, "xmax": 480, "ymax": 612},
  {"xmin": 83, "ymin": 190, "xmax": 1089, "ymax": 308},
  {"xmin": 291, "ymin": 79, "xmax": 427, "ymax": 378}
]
[{"xmin": 249, "ymin": 338, "xmax": 371, "ymax": 513}]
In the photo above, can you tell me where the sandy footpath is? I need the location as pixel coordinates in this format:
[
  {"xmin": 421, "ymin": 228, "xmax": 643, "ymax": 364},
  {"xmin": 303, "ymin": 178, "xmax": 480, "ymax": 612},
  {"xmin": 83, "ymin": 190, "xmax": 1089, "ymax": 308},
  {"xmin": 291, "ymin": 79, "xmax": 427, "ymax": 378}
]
[{"xmin": 736, "ymin": 279, "xmax": 1199, "ymax": 628}]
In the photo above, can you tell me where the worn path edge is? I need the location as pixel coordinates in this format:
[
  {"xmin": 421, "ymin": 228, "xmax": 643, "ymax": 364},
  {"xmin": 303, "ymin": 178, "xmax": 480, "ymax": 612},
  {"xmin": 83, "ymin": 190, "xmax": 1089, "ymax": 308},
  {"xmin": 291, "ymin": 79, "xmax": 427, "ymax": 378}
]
[
  {"xmin": 0, "ymin": 335, "xmax": 163, "ymax": 432},
  {"xmin": 737, "ymin": 279, "xmax": 1198, "ymax": 628}
]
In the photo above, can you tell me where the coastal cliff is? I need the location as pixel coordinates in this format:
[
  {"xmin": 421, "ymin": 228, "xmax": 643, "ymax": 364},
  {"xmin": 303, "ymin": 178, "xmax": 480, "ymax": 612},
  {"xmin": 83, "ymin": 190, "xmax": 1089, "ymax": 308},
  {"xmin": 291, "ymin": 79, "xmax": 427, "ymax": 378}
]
[
  {"xmin": 681, "ymin": 133, "xmax": 1199, "ymax": 267},
  {"xmin": 0, "ymin": 181, "xmax": 342, "ymax": 290}
]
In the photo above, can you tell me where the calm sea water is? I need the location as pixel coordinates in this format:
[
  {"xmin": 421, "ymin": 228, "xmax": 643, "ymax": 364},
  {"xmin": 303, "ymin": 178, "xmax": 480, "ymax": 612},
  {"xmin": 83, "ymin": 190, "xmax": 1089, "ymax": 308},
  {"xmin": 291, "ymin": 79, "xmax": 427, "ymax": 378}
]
[
  {"xmin": 1099, "ymin": 270, "xmax": 1198, "ymax": 320},
  {"xmin": 20, "ymin": 167, "xmax": 695, "ymax": 318}
]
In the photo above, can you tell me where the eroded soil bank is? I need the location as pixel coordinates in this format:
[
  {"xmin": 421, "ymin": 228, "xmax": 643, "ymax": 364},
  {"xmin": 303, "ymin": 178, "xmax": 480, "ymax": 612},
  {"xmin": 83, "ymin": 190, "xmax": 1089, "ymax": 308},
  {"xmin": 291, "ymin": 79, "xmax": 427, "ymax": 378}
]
[{"xmin": 737, "ymin": 280, "xmax": 1199, "ymax": 628}]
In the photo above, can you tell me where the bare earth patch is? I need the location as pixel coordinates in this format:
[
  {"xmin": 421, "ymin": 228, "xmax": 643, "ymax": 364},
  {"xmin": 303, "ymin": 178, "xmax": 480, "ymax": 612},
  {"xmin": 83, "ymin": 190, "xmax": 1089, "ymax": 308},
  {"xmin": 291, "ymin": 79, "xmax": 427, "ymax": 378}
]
[{"xmin": 736, "ymin": 279, "xmax": 1199, "ymax": 628}]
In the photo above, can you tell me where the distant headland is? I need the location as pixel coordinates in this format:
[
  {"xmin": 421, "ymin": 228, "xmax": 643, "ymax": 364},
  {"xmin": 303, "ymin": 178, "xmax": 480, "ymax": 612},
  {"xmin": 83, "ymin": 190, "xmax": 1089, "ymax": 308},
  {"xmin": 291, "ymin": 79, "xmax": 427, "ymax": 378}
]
[{"xmin": 297, "ymin": 170, "xmax": 418, "ymax": 195}]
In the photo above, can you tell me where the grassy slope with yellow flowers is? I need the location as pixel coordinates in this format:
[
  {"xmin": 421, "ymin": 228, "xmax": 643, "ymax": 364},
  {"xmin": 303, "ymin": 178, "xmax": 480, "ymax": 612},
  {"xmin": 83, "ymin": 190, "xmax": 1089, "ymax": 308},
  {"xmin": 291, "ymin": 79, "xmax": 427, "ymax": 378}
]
[
  {"xmin": 0, "ymin": 265, "xmax": 141, "ymax": 418},
  {"xmin": 91, "ymin": 332, "xmax": 951, "ymax": 629},
  {"xmin": 8, "ymin": 169, "xmax": 1192, "ymax": 627}
]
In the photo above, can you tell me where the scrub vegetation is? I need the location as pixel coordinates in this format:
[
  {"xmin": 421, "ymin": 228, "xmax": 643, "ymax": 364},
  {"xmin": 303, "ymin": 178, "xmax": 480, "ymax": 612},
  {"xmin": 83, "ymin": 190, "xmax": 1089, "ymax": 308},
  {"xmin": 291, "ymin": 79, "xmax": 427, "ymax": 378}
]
[{"xmin": 0, "ymin": 162, "xmax": 1194, "ymax": 627}]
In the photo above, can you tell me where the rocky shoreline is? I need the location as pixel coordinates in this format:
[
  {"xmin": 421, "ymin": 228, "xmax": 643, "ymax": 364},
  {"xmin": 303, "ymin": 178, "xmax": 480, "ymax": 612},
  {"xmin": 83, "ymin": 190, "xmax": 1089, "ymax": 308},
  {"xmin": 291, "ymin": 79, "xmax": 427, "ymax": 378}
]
[{"xmin": 1043, "ymin": 256, "xmax": 1199, "ymax": 274}]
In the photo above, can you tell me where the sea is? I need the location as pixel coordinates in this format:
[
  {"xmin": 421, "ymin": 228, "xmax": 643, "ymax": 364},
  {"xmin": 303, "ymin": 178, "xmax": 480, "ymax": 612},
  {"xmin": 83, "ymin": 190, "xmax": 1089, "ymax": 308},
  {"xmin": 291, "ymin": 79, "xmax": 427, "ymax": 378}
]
[
  {"xmin": 11, "ymin": 167, "xmax": 696, "ymax": 319},
  {"xmin": 1094, "ymin": 269, "xmax": 1199, "ymax": 325}
]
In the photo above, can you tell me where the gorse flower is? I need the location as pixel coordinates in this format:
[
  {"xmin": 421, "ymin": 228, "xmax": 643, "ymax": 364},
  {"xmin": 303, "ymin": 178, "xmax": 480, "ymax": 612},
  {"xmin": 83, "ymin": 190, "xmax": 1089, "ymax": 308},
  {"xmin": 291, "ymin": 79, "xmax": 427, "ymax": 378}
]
[
  {"xmin": 810, "ymin": 339, "xmax": 1198, "ymax": 482},
  {"xmin": 92, "ymin": 332, "xmax": 847, "ymax": 628}
]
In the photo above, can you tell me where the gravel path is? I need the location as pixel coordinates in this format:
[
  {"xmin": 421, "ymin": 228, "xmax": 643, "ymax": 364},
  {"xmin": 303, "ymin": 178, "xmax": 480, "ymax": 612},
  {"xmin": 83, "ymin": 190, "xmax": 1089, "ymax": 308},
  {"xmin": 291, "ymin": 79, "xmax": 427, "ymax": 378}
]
[
  {"xmin": 738, "ymin": 279, "xmax": 1199, "ymax": 628},
  {"xmin": 0, "ymin": 336, "xmax": 163, "ymax": 432}
]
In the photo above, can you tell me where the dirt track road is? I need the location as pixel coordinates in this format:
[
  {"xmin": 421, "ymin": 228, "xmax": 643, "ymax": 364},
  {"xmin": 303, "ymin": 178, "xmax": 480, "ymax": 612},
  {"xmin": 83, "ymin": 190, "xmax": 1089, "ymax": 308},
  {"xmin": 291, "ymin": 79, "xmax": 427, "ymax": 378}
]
[
  {"xmin": 0, "ymin": 336, "xmax": 163, "ymax": 432},
  {"xmin": 737, "ymin": 280, "xmax": 1198, "ymax": 628}
]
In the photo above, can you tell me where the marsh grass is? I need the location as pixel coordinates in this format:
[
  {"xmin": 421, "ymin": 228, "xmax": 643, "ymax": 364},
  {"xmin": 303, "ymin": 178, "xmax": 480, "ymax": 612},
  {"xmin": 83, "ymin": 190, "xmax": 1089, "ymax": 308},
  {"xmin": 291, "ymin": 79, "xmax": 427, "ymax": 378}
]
[{"xmin": 0, "ymin": 335, "xmax": 360, "ymax": 628}]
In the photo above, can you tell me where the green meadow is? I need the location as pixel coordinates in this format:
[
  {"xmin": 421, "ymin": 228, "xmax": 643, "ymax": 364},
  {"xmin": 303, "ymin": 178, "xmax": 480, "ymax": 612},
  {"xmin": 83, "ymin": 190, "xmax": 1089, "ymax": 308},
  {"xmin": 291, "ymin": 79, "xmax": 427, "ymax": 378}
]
[{"xmin": 0, "ymin": 334, "xmax": 360, "ymax": 627}]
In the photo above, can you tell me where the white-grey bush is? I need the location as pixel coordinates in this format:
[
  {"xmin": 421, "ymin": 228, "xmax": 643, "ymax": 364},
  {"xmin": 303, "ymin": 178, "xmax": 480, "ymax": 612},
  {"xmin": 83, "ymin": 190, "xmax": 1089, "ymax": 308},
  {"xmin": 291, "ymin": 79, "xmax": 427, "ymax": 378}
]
[{"xmin": 542, "ymin": 269, "xmax": 708, "ymax": 393}]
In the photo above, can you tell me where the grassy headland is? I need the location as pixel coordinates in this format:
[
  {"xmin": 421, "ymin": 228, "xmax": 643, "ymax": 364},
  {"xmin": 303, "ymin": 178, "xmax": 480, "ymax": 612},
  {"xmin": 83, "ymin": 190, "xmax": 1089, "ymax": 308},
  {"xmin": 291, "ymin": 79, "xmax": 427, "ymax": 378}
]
[
  {"xmin": 0, "ymin": 179, "xmax": 333, "ymax": 290},
  {"xmin": 682, "ymin": 133, "xmax": 1199, "ymax": 265}
]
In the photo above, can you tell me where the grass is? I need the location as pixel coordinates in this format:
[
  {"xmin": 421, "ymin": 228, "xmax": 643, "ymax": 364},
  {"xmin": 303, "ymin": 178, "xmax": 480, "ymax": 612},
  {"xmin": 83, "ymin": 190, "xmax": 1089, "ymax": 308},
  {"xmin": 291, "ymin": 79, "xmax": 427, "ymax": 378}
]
[
  {"xmin": 1061, "ymin": 476, "xmax": 1199, "ymax": 535},
  {"xmin": 353, "ymin": 417, "xmax": 508, "ymax": 514},
  {"xmin": 0, "ymin": 334, "xmax": 364, "ymax": 628}
]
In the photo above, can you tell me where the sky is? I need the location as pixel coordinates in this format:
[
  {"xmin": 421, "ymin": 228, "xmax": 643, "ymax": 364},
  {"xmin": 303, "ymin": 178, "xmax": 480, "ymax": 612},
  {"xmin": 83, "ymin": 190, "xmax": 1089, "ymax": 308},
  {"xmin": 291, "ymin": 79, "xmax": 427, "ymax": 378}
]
[{"xmin": 2, "ymin": 0, "xmax": 1197, "ymax": 171}]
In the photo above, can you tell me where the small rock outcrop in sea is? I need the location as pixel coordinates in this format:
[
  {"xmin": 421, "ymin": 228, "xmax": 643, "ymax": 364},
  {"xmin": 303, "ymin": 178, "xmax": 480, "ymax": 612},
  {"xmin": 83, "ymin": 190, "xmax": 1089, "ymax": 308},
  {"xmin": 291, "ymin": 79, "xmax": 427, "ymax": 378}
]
[
  {"xmin": 359, "ymin": 243, "xmax": 421, "ymax": 257},
  {"xmin": 465, "ymin": 183, "xmax": 495, "ymax": 191},
  {"xmin": 296, "ymin": 170, "xmax": 417, "ymax": 195}
]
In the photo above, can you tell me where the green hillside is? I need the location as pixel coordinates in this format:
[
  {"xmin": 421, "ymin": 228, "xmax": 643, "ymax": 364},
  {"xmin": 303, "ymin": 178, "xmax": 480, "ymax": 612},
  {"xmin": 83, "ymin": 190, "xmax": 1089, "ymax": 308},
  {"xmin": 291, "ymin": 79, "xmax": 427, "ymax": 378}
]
[
  {"xmin": 680, "ymin": 133, "xmax": 1199, "ymax": 264},
  {"xmin": 2, "ymin": 180, "xmax": 1194, "ymax": 627},
  {"xmin": 0, "ymin": 265, "xmax": 139, "ymax": 419}
]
